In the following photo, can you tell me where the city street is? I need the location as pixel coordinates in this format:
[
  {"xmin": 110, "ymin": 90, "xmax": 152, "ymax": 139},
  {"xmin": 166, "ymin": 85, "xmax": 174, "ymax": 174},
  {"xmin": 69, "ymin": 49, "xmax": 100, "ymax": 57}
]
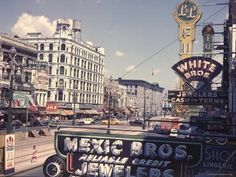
[{"xmin": 13, "ymin": 166, "xmax": 43, "ymax": 177}]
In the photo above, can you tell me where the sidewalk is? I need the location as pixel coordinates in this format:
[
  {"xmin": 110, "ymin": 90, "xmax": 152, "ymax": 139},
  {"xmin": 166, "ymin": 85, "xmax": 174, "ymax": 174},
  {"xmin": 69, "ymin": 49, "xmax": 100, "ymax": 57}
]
[{"xmin": 6, "ymin": 130, "xmax": 56, "ymax": 176}]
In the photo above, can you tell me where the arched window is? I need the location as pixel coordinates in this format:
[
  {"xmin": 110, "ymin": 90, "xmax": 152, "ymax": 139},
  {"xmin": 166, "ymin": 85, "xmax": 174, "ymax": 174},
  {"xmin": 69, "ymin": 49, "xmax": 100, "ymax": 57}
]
[
  {"xmin": 58, "ymin": 91, "xmax": 63, "ymax": 101},
  {"xmin": 60, "ymin": 66, "xmax": 65, "ymax": 75},
  {"xmin": 59, "ymin": 79, "xmax": 64, "ymax": 87},
  {"xmin": 49, "ymin": 66, "xmax": 52, "ymax": 74},
  {"xmin": 61, "ymin": 44, "xmax": 66, "ymax": 50},
  {"xmin": 40, "ymin": 44, "xmax": 44, "ymax": 50},
  {"xmin": 48, "ymin": 53, "xmax": 53, "ymax": 62},
  {"xmin": 49, "ymin": 78, "xmax": 51, "ymax": 87},
  {"xmin": 49, "ymin": 43, "xmax": 53, "ymax": 50},
  {"xmin": 39, "ymin": 53, "xmax": 44, "ymax": 60},
  {"xmin": 60, "ymin": 54, "xmax": 65, "ymax": 63}
]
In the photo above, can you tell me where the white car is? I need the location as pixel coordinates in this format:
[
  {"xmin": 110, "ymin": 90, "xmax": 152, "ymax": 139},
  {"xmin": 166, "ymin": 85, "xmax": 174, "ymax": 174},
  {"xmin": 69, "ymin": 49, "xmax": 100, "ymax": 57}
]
[
  {"xmin": 77, "ymin": 118, "xmax": 95, "ymax": 125},
  {"xmin": 170, "ymin": 128, "xmax": 178, "ymax": 137}
]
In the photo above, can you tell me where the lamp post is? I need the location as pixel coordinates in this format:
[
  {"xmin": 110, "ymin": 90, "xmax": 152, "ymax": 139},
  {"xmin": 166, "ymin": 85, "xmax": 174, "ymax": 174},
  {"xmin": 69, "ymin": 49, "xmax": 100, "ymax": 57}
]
[
  {"xmin": 107, "ymin": 76, "xmax": 113, "ymax": 134},
  {"xmin": 2, "ymin": 47, "xmax": 21, "ymax": 134},
  {"xmin": 72, "ymin": 82, "xmax": 78, "ymax": 125}
]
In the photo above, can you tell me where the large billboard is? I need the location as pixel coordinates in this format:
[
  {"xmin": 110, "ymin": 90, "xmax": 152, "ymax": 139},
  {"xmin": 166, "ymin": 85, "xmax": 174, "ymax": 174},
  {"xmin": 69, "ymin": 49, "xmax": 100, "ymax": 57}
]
[{"xmin": 53, "ymin": 132, "xmax": 203, "ymax": 177}]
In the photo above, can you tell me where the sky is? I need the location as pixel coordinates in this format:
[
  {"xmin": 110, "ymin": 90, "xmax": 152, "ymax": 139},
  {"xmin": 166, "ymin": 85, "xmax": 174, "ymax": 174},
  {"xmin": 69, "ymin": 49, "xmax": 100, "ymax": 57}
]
[{"xmin": 0, "ymin": 0, "xmax": 229, "ymax": 90}]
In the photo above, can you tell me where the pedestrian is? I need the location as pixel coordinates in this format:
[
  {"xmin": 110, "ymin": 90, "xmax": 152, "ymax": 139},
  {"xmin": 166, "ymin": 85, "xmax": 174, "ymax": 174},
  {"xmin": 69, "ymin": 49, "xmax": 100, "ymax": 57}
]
[{"xmin": 31, "ymin": 145, "xmax": 38, "ymax": 162}]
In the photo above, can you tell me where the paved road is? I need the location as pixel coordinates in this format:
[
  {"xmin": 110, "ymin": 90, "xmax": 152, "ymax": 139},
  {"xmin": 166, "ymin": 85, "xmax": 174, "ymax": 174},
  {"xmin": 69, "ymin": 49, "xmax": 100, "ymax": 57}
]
[{"xmin": 13, "ymin": 166, "xmax": 43, "ymax": 177}]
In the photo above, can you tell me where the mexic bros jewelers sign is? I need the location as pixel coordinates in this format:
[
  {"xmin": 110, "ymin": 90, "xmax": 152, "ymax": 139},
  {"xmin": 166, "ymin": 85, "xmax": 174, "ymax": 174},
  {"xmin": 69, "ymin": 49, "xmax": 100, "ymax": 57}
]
[{"xmin": 55, "ymin": 132, "xmax": 203, "ymax": 177}]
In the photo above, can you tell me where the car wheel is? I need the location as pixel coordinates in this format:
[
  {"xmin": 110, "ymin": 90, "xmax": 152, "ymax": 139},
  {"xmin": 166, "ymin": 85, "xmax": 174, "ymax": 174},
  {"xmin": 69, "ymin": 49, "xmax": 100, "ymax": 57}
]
[{"xmin": 43, "ymin": 155, "xmax": 69, "ymax": 177}]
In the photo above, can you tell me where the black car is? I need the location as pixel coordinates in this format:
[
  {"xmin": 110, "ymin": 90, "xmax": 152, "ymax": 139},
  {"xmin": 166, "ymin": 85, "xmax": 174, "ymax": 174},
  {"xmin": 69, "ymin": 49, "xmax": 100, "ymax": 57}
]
[
  {"xmin": 129, "ymin": 119, "xmax": 143, "ymax": 126},
  {"xmin": 13, "ymin": 120, "xmax": 23, "ymax": 129},
  {"xmin": 0, "ymin": 121, "xmax": 6, "ymax": 130},
  {"xmin": 29, "ymin": 119, "xmax": 43, "ymax": 127}
]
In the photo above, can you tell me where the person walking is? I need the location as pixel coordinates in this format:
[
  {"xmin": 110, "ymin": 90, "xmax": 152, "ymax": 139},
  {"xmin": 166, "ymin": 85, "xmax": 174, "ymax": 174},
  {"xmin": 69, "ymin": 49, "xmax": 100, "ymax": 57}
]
[{"xmin": 31, "ymin": 145, "xmax": 38, "ymax": 162}]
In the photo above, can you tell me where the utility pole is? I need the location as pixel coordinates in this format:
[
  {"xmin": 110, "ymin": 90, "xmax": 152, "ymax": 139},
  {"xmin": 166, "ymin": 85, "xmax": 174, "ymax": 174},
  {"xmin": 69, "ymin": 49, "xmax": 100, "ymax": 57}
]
[{"xmin": 142, "ymin": 88, "xmax": 146, "ymax": 130}]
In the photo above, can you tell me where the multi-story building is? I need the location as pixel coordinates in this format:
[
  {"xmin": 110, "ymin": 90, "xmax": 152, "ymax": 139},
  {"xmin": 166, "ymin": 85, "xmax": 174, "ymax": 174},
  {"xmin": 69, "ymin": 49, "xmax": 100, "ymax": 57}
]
[
  {"xmin": 117, "ymin": 78, "xmax": 164, "ymax": 117},
  {"xmin": 23, "ymin": 19, "xmax": 105, "ymax": 110},
  {"xmin": 0, "ymin": 33, "xmax": 41, "ymax": 121}
]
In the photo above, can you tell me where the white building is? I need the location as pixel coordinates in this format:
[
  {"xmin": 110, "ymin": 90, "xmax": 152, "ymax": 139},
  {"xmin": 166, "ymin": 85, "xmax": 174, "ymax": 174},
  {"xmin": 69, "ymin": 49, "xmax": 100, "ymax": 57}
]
[
  {"xmin": 118, "ymin": 79, "xmax": 164, "ymax": 117},
  {"xmin": 23, "ymin": 19, "xmax": 105, "ymax": 110}
]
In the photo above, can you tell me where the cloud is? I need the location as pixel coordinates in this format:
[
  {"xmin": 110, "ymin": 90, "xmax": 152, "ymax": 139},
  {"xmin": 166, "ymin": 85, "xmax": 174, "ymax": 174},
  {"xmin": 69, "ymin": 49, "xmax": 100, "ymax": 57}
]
[
  {"xmin": 125, "ymin": 65, "xmax": 136, "ymax": 72},
  {"xmin": 115, "ymin": 50, "xmax": 125, "ymax": 57},
  {"xmin": 11, "ymin": 13, "xmax": 56, "ymax": 37},
  {"xmin": 35, "ymin": 0, "xmax": 46, "ymax": 6}
]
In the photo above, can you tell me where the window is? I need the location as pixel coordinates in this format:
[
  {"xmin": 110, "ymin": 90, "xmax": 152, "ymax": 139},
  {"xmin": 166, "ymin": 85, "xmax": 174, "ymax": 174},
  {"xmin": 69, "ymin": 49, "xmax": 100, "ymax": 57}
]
[
  {"xmin": 49, "ymin": 79, "xmax": 51, "ymax": 87},
  {"xmin": 39, "ymin": 53, "xmax": 44, "ymax": 60},
  {"xmin": 61, "ymin": 44, "xmax": 66, "ymax": 50},
  {"xmin": 49, "ymin": 66, "xmax": 52, "ymax": 74},
  {"xmin": 40, "ymin": 44, "xmax": 44, "ymax": 50},
  {"xmin": 58, "ymin": 91, "xmax": 63, "ymax": 101},
  {"xmin": 60, "ymin": 54, "xmax": 65, "ymax": 63},
  {"xmin": 49, "ymin": 43, "xmax": 53, "ymax": 50},
  {"xmin": 60, "ymin": 66, "xmax": 65, "ymax": 75},
  {"xmin": 48, "ymin": 53, "xmax": 53, "ymax": 62}
]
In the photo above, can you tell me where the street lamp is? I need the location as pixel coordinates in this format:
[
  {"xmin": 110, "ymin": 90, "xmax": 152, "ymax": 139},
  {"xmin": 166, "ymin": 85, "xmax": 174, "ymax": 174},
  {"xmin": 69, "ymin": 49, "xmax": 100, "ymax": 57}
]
[
  {"xmin": 72, "ymin": 82, "xmax": 78, "ymax": 125},
  {"xmin": 107, "ymin": 76, "xmax": 113, "ymax": 134},
  {"xmin": 2, "ymin": 47, "xmax": 22, "ymax": 134}
]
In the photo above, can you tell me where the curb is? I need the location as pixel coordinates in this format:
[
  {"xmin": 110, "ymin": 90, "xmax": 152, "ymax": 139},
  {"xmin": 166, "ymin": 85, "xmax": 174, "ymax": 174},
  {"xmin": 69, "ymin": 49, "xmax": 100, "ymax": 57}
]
[{"xmin": 9, "ymin": 164, "xmax": 43, "ymax": 177}]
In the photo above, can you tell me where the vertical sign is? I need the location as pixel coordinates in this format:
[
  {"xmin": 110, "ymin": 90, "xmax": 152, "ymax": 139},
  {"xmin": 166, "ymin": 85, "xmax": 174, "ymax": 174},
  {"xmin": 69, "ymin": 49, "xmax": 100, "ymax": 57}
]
[
  {"xmin": 173, "ymin": 0, "xmax": 202, "ymax": 117},
  {"xmin": 4, "ymin": 134, "xmax": 15, "ymax": 175},
  {"xmin": 174, "ymin": 0, "xmax": 202, "ymax": 88},
  {"xmin": 202, "ymin": 24, "xmax": 214, "ymax": 58}
]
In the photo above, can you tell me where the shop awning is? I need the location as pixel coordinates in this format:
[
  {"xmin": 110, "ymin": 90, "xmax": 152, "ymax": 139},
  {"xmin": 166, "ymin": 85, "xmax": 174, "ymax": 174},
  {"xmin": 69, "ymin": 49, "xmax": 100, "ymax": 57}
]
[{"xmin": 46, "ymin": 109, "xmax": 74, "ymax": 116}]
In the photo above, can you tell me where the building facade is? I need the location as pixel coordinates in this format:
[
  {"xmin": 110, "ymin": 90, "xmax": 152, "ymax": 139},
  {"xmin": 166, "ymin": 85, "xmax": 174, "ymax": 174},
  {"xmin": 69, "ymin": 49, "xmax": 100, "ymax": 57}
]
[
  {"xmin": 117, "ymin": 79, "xmax": 164, "ymax": 117},
  {"xmin": 24, "ymin": 19, "xmax": 105, "ymax": 110},
  {"xmin": 0, "ymin": 33, "xmax": 40, "ymax": 120}
]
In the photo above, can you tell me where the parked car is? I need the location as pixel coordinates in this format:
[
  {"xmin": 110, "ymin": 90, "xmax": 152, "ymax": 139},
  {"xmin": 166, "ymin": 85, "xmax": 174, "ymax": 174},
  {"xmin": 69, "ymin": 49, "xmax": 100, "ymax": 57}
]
[
  {"xmin": 129, "ymin": 119, "xmax": 143, "ymax": 126},
  {"xmin": 77, "ymin": 118, "xmax": 95, "ymax": 125},
  {"xmin": 0, "ymin": 120, "xmax": 6, "ymax": 130},
  {"xmin": 29, "ymin": 119, "xmax": 43, "ymax": 127},
  {"xmin": 13, "ymin": 120, "xmax": 23, "ymax": 129},
  {"xmin": 101, "ymin": 118, "xmax": 121, "ymax": 125},
  {"xmin": 169, "ymin": 128, "xmax": 178, "ymax": 137}
]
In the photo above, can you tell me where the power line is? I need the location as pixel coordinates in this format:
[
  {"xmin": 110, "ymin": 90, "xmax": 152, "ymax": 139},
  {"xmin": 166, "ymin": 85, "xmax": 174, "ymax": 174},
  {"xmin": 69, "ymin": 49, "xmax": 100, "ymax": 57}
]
[
  {"xmin": 121, "ymin": 38, "xmax": 178, "ymax": 78},
  {"xmin": 121, "ymin": 2, "xmax": 228, "ymax": 78}
]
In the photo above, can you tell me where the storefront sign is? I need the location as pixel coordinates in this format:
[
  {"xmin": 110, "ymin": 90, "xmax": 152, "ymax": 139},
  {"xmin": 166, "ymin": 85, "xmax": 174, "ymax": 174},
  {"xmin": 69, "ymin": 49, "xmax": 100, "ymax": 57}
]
[
  {"xmin": 32, "ymin": 69, "xmax": 49, "ymax": 90},
  {"xmin": 4, "ymin": 134, "xmax": 15, "ymax": 174},
  {"xmin": 55, "ymin": 132, "xmax": 203, "ymax": 177},
  {"xmin": 168, "ymin": 90, "xmax": 227, "ymax": 105},
  {"xmin": 203, "ymin": 145, "xmax": 236, "ymax": 173},
  {"xmin": 46, "ymin": 102, "xmax": 58, "ymax": 111},
  {"xmin": 172, "ymin": 56, "xmax": 223, "ymax": 90},
  {"xmin": 12, "ymin": 93, "xmax": 38, "ymax": 112}
]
